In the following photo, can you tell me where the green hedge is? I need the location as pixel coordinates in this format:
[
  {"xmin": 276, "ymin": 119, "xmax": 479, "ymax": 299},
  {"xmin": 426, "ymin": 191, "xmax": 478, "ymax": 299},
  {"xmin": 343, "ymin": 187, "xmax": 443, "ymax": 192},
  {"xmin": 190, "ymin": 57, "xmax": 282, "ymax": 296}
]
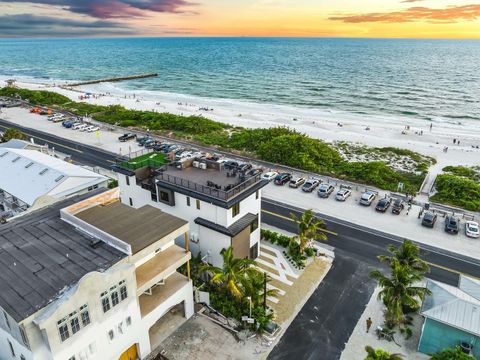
[{"xmin": 431, "ymin": 174, "xmax": 480, "ymax": 211}]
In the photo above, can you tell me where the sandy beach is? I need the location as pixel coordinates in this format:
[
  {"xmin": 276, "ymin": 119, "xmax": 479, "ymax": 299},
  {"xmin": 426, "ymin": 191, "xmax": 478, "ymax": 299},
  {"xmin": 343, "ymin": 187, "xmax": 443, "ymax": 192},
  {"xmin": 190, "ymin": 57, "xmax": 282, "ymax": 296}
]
[{"xmin": 2, "ymin": 78, "xmax": 480, "ymax": 173}]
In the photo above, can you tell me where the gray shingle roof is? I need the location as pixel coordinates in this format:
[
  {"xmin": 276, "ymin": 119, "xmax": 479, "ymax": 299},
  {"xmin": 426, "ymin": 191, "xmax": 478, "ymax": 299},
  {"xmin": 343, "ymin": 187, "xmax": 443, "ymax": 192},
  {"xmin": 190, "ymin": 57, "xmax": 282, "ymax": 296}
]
[{"xmin": 0, "ymin": 193, "xmax": 126, "ymax": 322}]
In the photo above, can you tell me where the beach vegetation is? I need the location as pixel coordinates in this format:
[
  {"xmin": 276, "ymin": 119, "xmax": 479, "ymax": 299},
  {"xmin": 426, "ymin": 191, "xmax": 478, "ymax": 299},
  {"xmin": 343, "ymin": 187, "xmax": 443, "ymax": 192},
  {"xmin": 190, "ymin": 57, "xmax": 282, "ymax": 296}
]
[
  {"xmin": 431, "ymin": 174, "xmax": 480, "ymax": 211},
  {"xmin": 430, "ymin": 346, "xmax": 475, "ymax": 360},
  {"xmin": 1, "ymin": 86, "xmax": 429, "ymax": 194},
  {"xmin": 442, "ymin": 165, "xmax": 480, "ymax": 182},
  {"xmin": 364, "ymin": 346, "xmax": 404, "ymax": 360}
]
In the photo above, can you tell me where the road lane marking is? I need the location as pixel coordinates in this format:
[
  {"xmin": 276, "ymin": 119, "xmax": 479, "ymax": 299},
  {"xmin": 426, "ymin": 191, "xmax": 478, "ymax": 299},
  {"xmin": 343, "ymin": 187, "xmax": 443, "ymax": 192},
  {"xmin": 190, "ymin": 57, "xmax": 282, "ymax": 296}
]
[{"xmin": 261, "ymin": 209, "xmax": 338, "ymax": 236}]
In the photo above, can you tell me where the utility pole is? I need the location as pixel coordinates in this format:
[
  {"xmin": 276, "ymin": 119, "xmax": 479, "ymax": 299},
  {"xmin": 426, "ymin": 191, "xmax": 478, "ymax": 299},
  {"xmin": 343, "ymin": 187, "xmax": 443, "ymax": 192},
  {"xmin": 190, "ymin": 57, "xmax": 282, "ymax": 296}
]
[{"xmin": 263, "ymin": 271, "xmax": 267, "ymax": 311}]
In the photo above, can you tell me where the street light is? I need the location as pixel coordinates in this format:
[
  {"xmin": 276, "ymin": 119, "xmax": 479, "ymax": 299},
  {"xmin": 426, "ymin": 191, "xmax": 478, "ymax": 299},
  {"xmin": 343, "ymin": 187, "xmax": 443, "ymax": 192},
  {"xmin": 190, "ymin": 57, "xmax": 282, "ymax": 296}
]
[{"xmin": 247, "ymin": 296, "xmax": 252, "ymax": 319}]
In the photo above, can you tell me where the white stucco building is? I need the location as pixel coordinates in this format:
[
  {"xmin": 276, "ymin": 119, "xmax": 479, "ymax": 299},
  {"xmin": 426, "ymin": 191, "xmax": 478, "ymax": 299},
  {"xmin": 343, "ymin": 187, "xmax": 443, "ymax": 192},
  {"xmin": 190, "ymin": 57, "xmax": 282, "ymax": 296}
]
[
  {"xmin": 0, "ymin": 189, "xmax": 193, "ymax": 360},
  {"xmin": 0, "ymin": 145, "xmax": 108, "ymax": 219},
  {"xmin": 114, "ymin": 153, "xmax": 268, "ymax": 266}
]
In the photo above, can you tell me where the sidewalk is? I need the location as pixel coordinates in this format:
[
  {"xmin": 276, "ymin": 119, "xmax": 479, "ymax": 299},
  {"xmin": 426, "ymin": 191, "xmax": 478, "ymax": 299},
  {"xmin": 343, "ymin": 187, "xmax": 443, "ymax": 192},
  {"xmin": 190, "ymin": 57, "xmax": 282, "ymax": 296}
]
[{"xmin": 263, "ymin": 183, "xmax": 480, "ymax": 260}]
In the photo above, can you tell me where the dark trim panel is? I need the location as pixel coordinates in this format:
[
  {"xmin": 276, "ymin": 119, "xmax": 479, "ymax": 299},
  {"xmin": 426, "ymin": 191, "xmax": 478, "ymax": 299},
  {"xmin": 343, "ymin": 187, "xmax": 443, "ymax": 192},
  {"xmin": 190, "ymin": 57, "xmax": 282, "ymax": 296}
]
[{"xmin": 195, "ymin": 213, "xmax": 258, "ymax": 237}]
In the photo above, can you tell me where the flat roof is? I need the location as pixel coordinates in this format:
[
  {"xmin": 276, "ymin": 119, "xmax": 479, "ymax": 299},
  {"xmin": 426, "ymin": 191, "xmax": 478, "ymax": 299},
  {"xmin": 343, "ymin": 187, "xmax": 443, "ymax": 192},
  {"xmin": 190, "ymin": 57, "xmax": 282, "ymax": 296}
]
[
  {"xmin": 75, "ymin": 202, "xmax": 188, "ymax": 254},
  {"xmin": 0, "ymin": 192, "xmax": 125, "ymax": 322}
]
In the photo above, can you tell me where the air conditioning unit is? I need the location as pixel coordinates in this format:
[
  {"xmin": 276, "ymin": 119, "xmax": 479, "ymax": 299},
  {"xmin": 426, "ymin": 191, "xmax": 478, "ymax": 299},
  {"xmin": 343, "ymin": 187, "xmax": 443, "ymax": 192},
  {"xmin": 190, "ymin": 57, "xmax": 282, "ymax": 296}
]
[
  {"xmin": 190, "ymin": 233, "xmax": 199, "ymax": 244},
  {"xmin": 193, "ymin": 161, "xmax": 199, "ymax": 168},
  {"xmin": 199, "ymin": 163, "xmax": 207, "ymax": 170}
]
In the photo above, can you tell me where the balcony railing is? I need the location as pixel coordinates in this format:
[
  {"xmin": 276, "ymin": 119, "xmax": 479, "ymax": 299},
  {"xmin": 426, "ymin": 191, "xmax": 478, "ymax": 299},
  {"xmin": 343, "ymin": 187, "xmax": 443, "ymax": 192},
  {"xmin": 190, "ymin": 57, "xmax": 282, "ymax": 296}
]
[{"xmin": 157, "ymin": 172, "xmax": 262, "ymax": 201}]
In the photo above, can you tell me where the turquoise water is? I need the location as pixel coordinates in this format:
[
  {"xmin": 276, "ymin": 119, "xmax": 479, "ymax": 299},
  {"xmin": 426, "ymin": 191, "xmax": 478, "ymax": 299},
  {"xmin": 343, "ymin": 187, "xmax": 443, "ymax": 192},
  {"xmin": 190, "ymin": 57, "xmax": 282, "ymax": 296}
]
[{"xmin": 0, "ymin": 37, "xmax": 479, "ymax": 121}]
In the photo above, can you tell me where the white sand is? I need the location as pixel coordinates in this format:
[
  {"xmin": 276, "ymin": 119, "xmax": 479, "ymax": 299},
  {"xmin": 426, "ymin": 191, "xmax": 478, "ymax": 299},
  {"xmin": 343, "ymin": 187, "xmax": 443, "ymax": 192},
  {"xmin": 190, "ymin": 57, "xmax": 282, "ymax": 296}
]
[{"xmin": 3, "ymin": 79, "xmax": 480, "ymax": 171}]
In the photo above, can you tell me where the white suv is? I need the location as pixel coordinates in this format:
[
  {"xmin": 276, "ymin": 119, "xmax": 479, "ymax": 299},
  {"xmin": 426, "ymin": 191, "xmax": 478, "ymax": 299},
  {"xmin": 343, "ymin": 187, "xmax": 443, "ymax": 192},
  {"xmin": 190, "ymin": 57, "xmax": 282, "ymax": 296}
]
[{"xmin": 360, "ymin": 191, "xmax": 376, "ymax": 206}]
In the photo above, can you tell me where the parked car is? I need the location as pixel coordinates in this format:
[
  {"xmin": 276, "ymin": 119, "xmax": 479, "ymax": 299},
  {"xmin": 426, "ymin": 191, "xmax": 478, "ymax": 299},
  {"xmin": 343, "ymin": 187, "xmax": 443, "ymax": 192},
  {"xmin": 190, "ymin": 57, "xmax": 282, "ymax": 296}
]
[
  {"xmin": 317, "ymin": 184, "xmax": 335, "ymax": 198},
  {"xmin": 375, "ymin": 197, "xmax": 392, "ymax": 212},
  {"xmin": 302, "ymin": 178, "xmax": 321, "ymax": 192},
  {"xmin": 62, "ymin": 120, "xmax": 74, "ymax": 128},
  {"xmin": 289, "ymin": 177, "xmax": 306, "ymax": 189},
  {"xmin": 261, "ymin": 172, "xmax": 278, "ymax": 182},
  {"xmin": 136, "ymin": 136, "xmax": 150, "ymax": 144},
  {"xmin": 274, "ymin": 173, "xmax": 292, "ymax": 186},
  {"xmin": 118, "ymin": 133, "xmax": 136, "ymax": 142},
  {"xmin": 465, "ymin": 221, "xmax": 480, "ymax": 238},
  {"xmin": 391, "ymin": 198, "xmax": 404, "ymax": 215},
  {"xmin": 360, "ymin": 191, "xmax": 377, "ymax": 206},
  {"xmin": 77, "ymin": 124, "xmax": 88, "ymax": 131},
  {"xmin": 86, "ymin": 126, "xmax": 100, "ymax": 132},
  {"xmin": 247, "ymin": 168, "xmax": 263, "ymax": 177},
  {"xmin": 144, "ymin": 140, "xmax": 158, "ymax": 149},
  {"xmin": 445, "ymin": 215, "xmax": 460, "ymax": 234},
  {"xmin": 335, "ymin": 188, "xmax": 352, "ymax": 201},
  {"xmin": 421, "ymin": 211, "xmax": 437, "ymax": 228},
  {"xmin": 223, "ymin": 160, "xmax": 239, "ymax": 170},
  {"xmin": 71, "ymin": 122, "xmax": 83, "ymax": 130}
]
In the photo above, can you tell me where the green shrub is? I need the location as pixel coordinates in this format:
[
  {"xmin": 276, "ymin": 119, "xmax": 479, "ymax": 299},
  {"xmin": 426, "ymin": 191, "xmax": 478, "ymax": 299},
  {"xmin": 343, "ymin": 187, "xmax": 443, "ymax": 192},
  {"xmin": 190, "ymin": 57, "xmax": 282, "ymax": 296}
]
[
  {"xmin": 431, "ymin": 174, "xmax": 480, "ymax": 211},
  {"xmin": 442, "ymin": 165, "xmax": 480, "ymax": 181}
]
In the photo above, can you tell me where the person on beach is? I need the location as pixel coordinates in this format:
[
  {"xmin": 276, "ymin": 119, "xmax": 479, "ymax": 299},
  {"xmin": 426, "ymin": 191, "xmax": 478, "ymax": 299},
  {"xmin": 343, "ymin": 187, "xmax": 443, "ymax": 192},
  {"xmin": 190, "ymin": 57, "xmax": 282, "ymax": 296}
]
[
  {"xmin": 366, "ymin": 317, "xmax": 372, "ymax": 333},
  {"xmin": 430, "ymin": 123, "xmax": 433, "ymax": 131},
  {"xmin": 453, "ymin": 138, "xmax": 456, "ymax": 144}
]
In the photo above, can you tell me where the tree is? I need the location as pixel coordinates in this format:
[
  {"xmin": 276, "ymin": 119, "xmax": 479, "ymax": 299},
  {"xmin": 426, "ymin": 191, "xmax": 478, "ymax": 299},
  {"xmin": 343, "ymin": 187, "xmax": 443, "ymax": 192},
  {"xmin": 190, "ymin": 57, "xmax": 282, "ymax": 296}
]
[
  {"xmin": 430, "ymin": 346, "xmax": 475, "ymax": 360},
  {"xmin": 370, "ymin": 259, "xmax": 431, "ymax": 327},
  {"xmin": 202, "ymin": 247, "xmax": 261, "ymax": 299},
  {"xmin": 290, "ymin": 209, "xmax": 327, "ymax": 254},
  {"xmin": 1, "ymin": 128, "xmax": 27, "ymax": 142},
  {"xmin": 364, "ymin": 346, "xmax": 404, "ymax": 360},
  {"xmin": 378, "ymin": 240, "xmax": 429, "ymax": 274},
  {"xmin": 242, "ymin": 271, "xmax": 278, "ymax": 308}
]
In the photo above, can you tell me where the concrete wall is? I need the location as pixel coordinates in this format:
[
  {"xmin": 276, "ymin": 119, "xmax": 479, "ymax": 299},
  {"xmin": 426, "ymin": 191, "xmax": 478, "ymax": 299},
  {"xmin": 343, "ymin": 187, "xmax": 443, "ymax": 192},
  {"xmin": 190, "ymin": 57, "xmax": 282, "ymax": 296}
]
[{"xmin": 418, "ymin": 318, "xmax": 480, "ymax": 358}]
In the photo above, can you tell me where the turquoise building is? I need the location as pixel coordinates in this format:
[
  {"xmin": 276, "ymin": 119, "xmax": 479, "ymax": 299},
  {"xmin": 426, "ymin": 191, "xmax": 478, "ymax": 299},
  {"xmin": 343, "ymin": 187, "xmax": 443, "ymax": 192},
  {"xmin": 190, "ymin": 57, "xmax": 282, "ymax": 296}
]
[{"xmin": 419, "ymin": 276, "xmax": 480, "ymax": 359}]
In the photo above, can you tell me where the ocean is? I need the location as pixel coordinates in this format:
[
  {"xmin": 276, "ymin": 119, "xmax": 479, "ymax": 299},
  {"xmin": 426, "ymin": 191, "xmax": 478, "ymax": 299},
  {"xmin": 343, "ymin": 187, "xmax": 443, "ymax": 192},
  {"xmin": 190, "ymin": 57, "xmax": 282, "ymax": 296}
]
[{"xmin": 0, "ymin": 37, "xmax": 479, "ymax": 123}]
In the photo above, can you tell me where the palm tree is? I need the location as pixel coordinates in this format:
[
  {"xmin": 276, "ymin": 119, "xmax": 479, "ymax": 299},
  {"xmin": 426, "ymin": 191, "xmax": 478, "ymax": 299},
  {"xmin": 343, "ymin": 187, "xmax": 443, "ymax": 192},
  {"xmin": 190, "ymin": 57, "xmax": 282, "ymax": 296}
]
[
  {"xmin": 202, "ymin": 247, "xmax": 261, "ymax": 299},
  {"xmin": 290, "ymin": 209, "xmax": 327, "ymax": 253},
  {"xmin": 242, "ymin": 271, "xmax": 278, "ymax": 308},
  {"xmin": 370, "ymin": 259, "xmax": 431, "ymax": 327},
  {"xmin": 364, "ymin": 346, "xmax": 404, "ymax": 360},
  {"xmin": 378, "ymin": 240, "xmax": 429, "ymax": 274}
]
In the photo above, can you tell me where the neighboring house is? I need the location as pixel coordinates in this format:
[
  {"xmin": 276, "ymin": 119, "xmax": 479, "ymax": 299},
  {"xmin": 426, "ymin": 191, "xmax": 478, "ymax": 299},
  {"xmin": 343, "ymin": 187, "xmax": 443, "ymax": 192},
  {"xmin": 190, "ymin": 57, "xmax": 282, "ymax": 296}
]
[
  {"xmin": 0, "ymin": 147, "xmax": 108, "ymax": 219},
  {"xmin": 419, "ymin": 275, "xmax": 480, "ymax": 358},
  {"xmin": 0, "ymin": 189, "xmax": 193, "ymax": 360},
  {"xmin": 114, "ymin": 151, "xmax": 268, "ymax": 266}
]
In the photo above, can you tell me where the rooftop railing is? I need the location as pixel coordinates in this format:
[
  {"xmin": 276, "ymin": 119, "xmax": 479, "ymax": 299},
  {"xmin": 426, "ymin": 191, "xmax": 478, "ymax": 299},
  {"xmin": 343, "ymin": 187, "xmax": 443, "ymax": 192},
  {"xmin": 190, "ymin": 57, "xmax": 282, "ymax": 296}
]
[{"xmin": 157, "ymin": 172, "xmax": 262, "ymax": 201}]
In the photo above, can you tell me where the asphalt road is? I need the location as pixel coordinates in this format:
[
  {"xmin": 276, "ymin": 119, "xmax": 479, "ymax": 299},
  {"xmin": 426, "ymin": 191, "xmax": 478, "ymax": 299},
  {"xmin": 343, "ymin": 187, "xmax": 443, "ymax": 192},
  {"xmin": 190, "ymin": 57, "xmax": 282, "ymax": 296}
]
[{"xmin": 0, "ymin": 118, "xmax": 117, "ymax": 168}]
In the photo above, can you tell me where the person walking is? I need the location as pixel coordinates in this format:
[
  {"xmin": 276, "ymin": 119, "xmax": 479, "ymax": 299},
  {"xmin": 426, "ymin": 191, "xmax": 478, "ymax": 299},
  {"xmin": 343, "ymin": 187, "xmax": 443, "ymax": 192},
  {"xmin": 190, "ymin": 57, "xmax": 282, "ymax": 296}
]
[{"xmin": 366, "ymin": 317, "xmax": 373, "ymax": 333}]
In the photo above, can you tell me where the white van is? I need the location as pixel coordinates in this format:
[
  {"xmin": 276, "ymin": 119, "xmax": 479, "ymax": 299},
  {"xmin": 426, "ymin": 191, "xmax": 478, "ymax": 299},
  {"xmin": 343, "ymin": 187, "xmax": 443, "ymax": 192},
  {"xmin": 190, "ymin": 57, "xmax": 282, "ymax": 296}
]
[{"xmin": 72, "ymin": 123, "xmax": 85, "ymax": 130}]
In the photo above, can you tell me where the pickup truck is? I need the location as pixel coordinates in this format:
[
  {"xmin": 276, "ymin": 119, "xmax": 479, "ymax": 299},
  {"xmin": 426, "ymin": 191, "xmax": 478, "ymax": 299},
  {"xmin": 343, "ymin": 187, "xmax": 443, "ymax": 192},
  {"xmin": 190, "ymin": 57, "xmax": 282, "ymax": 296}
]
[{"xmin": 118, "ymin": 133, "xmax": 136, "ymax": 142}]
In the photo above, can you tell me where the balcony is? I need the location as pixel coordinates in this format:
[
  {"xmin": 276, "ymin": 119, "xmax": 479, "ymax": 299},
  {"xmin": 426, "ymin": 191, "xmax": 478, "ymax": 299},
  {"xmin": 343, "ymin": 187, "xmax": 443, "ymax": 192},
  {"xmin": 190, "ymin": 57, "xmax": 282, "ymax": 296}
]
[
  {"xmin": 139, "ymin": 272, "xmax": 191, "ymax": 320},
  {"xmin": 136, "ymin": 245, "xmax": 190, "ymax": 295}
]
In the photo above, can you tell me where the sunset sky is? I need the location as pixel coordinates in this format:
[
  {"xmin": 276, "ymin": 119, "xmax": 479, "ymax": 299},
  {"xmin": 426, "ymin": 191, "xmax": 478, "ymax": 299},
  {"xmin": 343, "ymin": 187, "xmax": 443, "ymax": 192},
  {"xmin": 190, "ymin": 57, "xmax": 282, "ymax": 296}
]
[{"xmin": 1, "ymin": 0, "xmax": 480, "ymax": 38}]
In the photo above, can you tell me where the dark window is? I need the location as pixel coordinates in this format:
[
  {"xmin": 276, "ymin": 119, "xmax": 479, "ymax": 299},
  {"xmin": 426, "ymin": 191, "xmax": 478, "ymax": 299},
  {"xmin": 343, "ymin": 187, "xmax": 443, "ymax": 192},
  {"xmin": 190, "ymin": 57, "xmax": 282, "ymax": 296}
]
[
  {"xmin": 8, "ymin": 339, "xmax": 15, "ymax": 357},
  {"xmin": 249, "ymin": 243, "xmax": 259, "ymax": 259},
  {"xmin": 126, "ymin": 316, "xmax": 132, "ymax": 326},
  {"xmin": 129, "ymin": 197, "xmax": 133, "ymax": 207},
  {"xmin": 120, "ymin": 286, "xmax": 128, "ymax": 301},
  {"xmin": 81, "ymin": 311, "xmax": 90, "ymax": 327},
  {"xmin": 70, "ymin": 317, "xmax": 80, "ymax": 334},
  {"xmin": 3, "ymin": 310, "xmax": 10, "ymax": 330},
  {"xmin": 20, "ymin": 327, "xmax": 29, "ymax": 347},
  {"xmin": 21, "ymin": 355, "xmax": 26, "ymax": 360},
  {"xmin": 250, "ymin": 217, "xmax": 259, "ymax": 233},
  {"xmin": 111, "ymin": 291, "xmax": 119, "ymax": 306},
  {"xmin": 108, "ymin": 330, "xmax": 114, "ymax": 341},
  {"xmin": 58, "ymin": 323, "xmax": 70, "ymax": 342},
  {"xmin": 126, "ymin": 175, "xmax": 130, "ymax": 186},
  {"xmin": 232, "ymin": 203, "xmax": 240, "ymax": 218},
  {"xmin": 256, "ymin": 190, "xmax": 259, "ymax": 200},
  {"xmin": 68, "ymin": 357, "xmax": 76, "ymax": 360},
  {"xmin": 160, "ymin": 191, "xmax": 170, "ymax": 203},
  {"xmin": 186, "ymin": 196, "xmax": 190, "ymax": 206},
  {"xmin": 102, "ymin": 296, "xmax": 111, "ymax": 313},
  {"xmin": 196, "ymin": 199, "xmax": 201, "ymax": 210}
]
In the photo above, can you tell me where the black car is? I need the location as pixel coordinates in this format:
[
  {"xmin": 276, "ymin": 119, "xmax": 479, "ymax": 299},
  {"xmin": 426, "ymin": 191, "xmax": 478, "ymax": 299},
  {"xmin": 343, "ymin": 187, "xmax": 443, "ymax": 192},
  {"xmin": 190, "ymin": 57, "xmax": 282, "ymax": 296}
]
[
  {"xmin": 246, "ymin": 168, "xmax": 262, "ymax": 177},
  {"xmin": 238, "ymin": 163, "xmax": 253, "ymax": 172},
  {"xmin": 422, "ymin": 212, "xmax": 437, "ymax": 228},
  {"xmin": 224, "ymin": 160, "xmax": 239, "ymax": 170},
  {"xmin": 375, "ymin": 198, "xmax": 391, "ymax": 212},
  {"xmin": 118, "ymin": 133, "xmax": 136, "ymax": 142},
  {"xmin": 144, "ymin": 140, "xmax": 158, "ymax": 149},
  {"xmin": 391, "ymin": 198, "xmax": 404, "ymax": 214},
  {"xmin": 274, "ymin": 173, "xmax": 292, "ymax": 185},
  {"xmin": 445, "ymin": 216, "xmax": 459, "ymax": 234}
]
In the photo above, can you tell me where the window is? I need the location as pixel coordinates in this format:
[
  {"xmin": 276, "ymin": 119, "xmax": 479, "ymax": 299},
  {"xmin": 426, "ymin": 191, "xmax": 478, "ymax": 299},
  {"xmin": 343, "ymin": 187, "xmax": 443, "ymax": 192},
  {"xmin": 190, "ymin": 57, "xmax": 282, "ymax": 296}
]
[
  {"xmin": 232, "ymin": 203, "xmax": 240, "ymax": 218},
  {"xmin": 250, "ymin": 217, "xmax": 259, "ymax": 233},
  {"xmin": 58, "ymin": 319, "xmax": 70, "ymax": 342},
  {"xmin": 256, "ymin": 190, "xmax": 259, "ymax": 200},
  {"xmin": 196, "ymin": 199, "xmax": 201, "ymax": 210},
  {"xmin": 249, "ymin": 243, "xmax": 259, "ymax": 259},
  {"xmin": 120, "ymin": 285, "xmax": 128, "ymax": 301},
  {"xmin": 126, "ymin": 316, "xmax": 132, "ymax": 326},
  {"xmin": 101, "ymin": 294, "xmax": 111, "ymax": 313},
  {"xmin": 111, "ymin": 291, "xmax": 119, "ymax": 307},
  {"xmin": 129, "ymin": 197, "xmax": 133, "ymax": 207},
  {"xmin": 3, "ymin": 310, "xmax": 10, "ymax": 330},
  {"xmin": 125, "ymin": 175, "xmax": 130, "ymax": 186},
  {"xmin": 19, "ymin": 327, "xmax": 29, "ymax": 347},
  {"xmin": 117, "ymin": 322, "xmax": 124, "ymax": 335},
  {"xmin": 80, "ymin": 309, "xmax": 90, "ymax": 327},
  {"xmin": 8, "ymin": 339, "xmax": 15, "ymax": 357},
  {"xmin": 186, "ymin": 196, "xmax": 190, "ymax": 206},
  {"xmin": 108, "ymin": 329, "xmax": 114, "ymax": 341},
  {"xmin": 70, "ymin": 316, "xmax": 80, "ymax": 335},
  {"xmin": 160, "ymin": 191, "xmax": 170, "ymax": 203}
]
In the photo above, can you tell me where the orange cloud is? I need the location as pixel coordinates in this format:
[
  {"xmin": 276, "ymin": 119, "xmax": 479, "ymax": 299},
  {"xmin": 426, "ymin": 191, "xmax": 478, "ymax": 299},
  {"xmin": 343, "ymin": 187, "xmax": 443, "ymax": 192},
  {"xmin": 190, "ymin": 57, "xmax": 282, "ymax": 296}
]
[{"xmin": 329, "ymin": 4, "xmax": 480, "ymax": 24}]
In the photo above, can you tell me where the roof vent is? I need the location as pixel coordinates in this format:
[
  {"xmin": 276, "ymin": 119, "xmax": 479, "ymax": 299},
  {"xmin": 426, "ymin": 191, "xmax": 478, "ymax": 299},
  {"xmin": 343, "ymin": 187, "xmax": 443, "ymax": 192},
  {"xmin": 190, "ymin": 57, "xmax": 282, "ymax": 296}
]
[
  {"xmin": 39, "ymin": 168, "xmax": 49, "ymax": 175},
  {"xmin": 12, "ymin": 156, "xmax": 21, "ymax": 163},
  {"xmin": 25, "ymin": 162, "xmax": 34, "ymax": 168},
  {"xmin": 55, "ymin": 175, "xmax": 65, "ymax": 182},
  {"xmin": 0, "ymin": 151, "xmax": 8, "ymax": 157}
]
